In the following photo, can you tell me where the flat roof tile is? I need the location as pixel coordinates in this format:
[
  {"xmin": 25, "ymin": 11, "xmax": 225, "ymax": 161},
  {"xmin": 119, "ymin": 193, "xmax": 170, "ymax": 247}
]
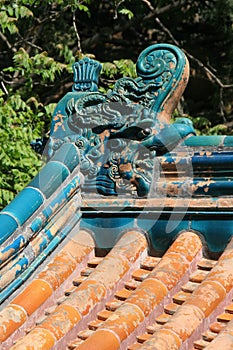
[{"xmin": 209, "ymin": 322, "xmax": 226, "ymax": 333}]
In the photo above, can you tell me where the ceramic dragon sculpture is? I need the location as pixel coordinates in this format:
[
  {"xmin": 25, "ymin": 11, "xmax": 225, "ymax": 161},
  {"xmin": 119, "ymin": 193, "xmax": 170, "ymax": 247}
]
[{"xmin": 32, "ymin": 43, "xmax": 195, "ymax": 197}]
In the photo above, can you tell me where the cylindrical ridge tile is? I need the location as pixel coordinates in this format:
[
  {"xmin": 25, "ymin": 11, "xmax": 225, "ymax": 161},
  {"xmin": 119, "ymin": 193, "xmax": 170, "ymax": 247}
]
[
  {"xmin": 112, "ymin": 230, "xmax": 147, "ymax": 263},
  {"xmin": 207, "ymin": 238, "xmax": 233, "ymax": 292},
  {"xmin": 162, "ymin": 304, "xmax": 204, "ymax": 341},
  {"xmin": 62, "ymin": 229, "xmax": 95, "ymax": 262},
  {"xmin": 100, "ymin": 302, "xmax": 145, "ymax": 341},
  {"xmin": 166, "ymin": 231, "xmax": 202, "ymax": 262},
  {"xmin": 139, "ymin": 329, "xmax": 182, "ymax": 350},
  {"xmin": 204, "ymin": 332, "xmax": 233, "ymax": 350},
  {"xmin": 50, "ymin": 142, "xmax": 79, "ymax": 172},
  {"xmin": 75, "ymin": 303, "xmax": 144, "ymax": 350},
  {"xmin": 185, "ymin": 280, "xmax": 226, "ymax": 317},
  {"xmin": 126, "ymin": 277, "xmax": 167, "ymax": 316},
  {"xmin": 149, "ymin": 252, "xmax": 189, "ymax": 290},
  {"xmin": 74, "ymin": 329, "xmax": 120, "ymax": 350},
  {"xmin": 1, "ymin": 187, "xmax": 44, "ymax": 226},
  {"xmin": 205, "ymin": 318, "xmax": 233, "ymax": 349},
  {"xmin": 38, "ymin": 251, "xmax": 77, "ymax": 290},
  {"xmin": 149, "ymin": 231, "xmax": 202, "ymax": 291},
  {"xmin": 87, "ymin": 254, "xmax": 130, "ymax": 290},
  {"xmin": 37, "ymin": 304, "xmax": 81, "ymax": 340},
  {"xmin": 11, "ymin": 279, "xmax": 53, "ymax": 316},
  {"xmin": 29, "ymin": 161, "xmax": 69, "ymax": 198},
  {"xmin": 0, "ymin": 304, "xmax": 27, "ymax": 342},
  {"xmin": 10, "ymin": 328, "xmax": 55, "ymax": 350},
  {"xmin": 0, "ymin": 232, "xmax": 94, "ymax": 343},
  {"xmin": 63, "ymin": 279, "xmax": 106, "ymax": 316},
  {"xmin": 0, "ymin": 213, "xmax": 19, "ymax": 244}
]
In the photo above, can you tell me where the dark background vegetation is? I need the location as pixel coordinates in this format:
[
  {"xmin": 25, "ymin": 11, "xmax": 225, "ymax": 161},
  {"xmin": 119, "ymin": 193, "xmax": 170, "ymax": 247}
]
[{"xmin": 0, "ymin": 0, "xmax": 233, "ymax": 208}]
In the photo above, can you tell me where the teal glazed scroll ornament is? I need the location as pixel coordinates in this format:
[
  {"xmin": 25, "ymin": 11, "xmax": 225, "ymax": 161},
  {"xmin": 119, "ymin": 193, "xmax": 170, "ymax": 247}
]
[{"xmin": 36, "ymin": 44, "xmax": 195, "ymax": 197}]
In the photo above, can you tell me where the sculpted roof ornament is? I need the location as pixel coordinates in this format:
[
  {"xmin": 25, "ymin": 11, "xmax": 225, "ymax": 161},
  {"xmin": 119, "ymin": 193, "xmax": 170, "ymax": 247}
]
[
  {"xmin": 72, "ymin": 57, "xmax": 102, "ymax": 92},
  {"xmin": 45, "ymin": 43, "xmax": 195, "ymax": 197}
]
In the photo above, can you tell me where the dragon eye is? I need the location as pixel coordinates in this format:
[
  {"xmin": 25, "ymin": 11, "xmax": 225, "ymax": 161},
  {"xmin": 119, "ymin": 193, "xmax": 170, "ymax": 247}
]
[{"xmin": 137, "ymin": 128, "xmax": 151, "ymax": 139}]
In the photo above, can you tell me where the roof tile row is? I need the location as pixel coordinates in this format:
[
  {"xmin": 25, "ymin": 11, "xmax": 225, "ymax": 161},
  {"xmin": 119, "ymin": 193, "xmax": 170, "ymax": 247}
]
[
  {"xmin": 8, "ymin": 230, "xmax": 148, "ymax": 349},
  {"xmin": 138, "ymin": 236, "xmax": 233, "ymax": 350},
  {"xmin": 73, "ymin": 231, "xmax": 202, "ymax": 350},
  {"xmin": 0, "ymin": 229, "xmax": 94, "ymax": 345},
  {"xmin": 3, "ymin": 228, "xmax": 233, "ymax": 350}
]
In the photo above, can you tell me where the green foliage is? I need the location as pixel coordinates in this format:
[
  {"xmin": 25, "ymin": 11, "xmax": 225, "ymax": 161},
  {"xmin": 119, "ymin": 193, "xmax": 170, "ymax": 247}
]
[
  {"xmin": 0, "ymin": 91, "xmax": 55, "ymax": 208},
  {"xmin": 5, "ymin": 48, "xmax": 67, "ymax": 87},
  {"xmin": 118, "ymin": 8, "xmax": 134, "ymax": 19},
  {"xmin": 100, "ymin": 59, "xmax": 137, "ymax": 91},
  {"xmin": 0, "ymin": 2, "xmax": 33, "ymax": 34}
]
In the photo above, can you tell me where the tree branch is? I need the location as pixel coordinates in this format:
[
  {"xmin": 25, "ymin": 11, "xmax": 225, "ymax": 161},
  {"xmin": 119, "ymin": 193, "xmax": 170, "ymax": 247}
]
[
  {"xmin": 154, "ymin": 16, "xmax": 233, "ymax": 90},
  {"xmin": 142, "ymin": 0, "xmax": 187, "ymax": 19},
  {"xmin": 73, "ymin": 10, "xmax": 82, "ymax": 53},
  {"xmin": 0, "ymin": 31, "xmax": 17, "ymax": 53}
]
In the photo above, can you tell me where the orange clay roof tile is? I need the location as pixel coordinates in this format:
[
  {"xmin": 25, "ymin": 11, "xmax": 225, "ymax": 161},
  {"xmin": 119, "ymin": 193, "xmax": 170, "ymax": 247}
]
[
  {"xmin": 137, "ymin": 237, "xmax": 233, "ymax": 350},
  {"xmin": 204, "ymin": 319, "xmax": 233, "ymax": 349},
  {"xmin": 99, "ymin": 302, "xmax": 145, "ymax": 342},
  {"xmin": 68, "ymin": 231, "xmax": 202, "ymax": 350},
  {"xmin": 181, "ymin": 281, "xmax": 200, "ymax": 293},
  {"xmin": 36, "ymin": 304, "xmax": 81, "ymax": 340},
  {"xmin": 164, "ymin": 302, "xmax": 180, "ymax": 315},
  {"xmin": 105, "ymin": 299, "xmax": 123, "ymax": 311},
  {"xmin": 209, "ymin": 321, "xmax": 227, "ymax": 333},
  {"xmin": 37, "ymin": 251, "xmax": 78, "ymax": 290},
  {"xmin": 131, "ymin": 268, "xmax": 150, "ymax": 281},
  {"xmin": 172, "ymin": 290, "xmax": 191, "ymax": 304},
  {"xmin": 0, "ymin": 304, "xmax": 27, "ymax": 342},
  {"xmin": 125, "ymin": 278, "xmax": 142, "ymax": 290},
  {"xmin": 97, "ymin": 309, "xmax": 114, "ymax": 321},
  {"xmin": 4, "ymin": 229, "xmax": 233, "ymax": 350},
  {"xmin": 204, "ymin": 333, "xmax": 233, "ymax": 350},
  {"xmin": 128, "ymin": 343, "xmax": 145, "ymax": 350},
  {"xmin": 189, "ymin": 269, "xmax": 209, "ymax": 283},
  {"xmin": 87, "ymin": 257, "xmax": 104, "ymax": 267},
  {"xmin": 67, "ymin": 338, "xmax": 84, "ymax": 350},
  {"xmin": 155, "ymin": 313, "xmax": 172, "ymax": 325},
  {"xmin": 197, "ymin": 259, "xmax": 217, "ymax": 271},
  {"xmin": 202, "ymin": 330, "xmax": 218, "ymax": 341},
  {"xmin": 140, "ymin": 256, "xmax": 161, "ymax": 270},
  {"xmin": 125, "ymin": 277, "xmax": 168, "ymax": 317},
  {"xmin": 226, "ymin": 304, "xmax": 233, "ymax": 314},
  {"xmin": 136, "ymin": 332, "xmax": 152, "ymax": 343},
  {"xmin": 9, "ymin": 328, "xmax": 56, "ymax": 350},
  {"xmin": 217, "ymin": 313, "xmax": 233, "ymax": 323},
  {"xmin": 137, "ymin": 328, "xmax": 182, "ymax": 350},
  {"xmin": 185, "ymin": 280, "xmax": 227, "ymax": 317},
  {"xmin": 114, "ymin": 287, "xmax": 133, "ymax": 300},
  {"xmin": 11, "ymin": 279, "xmax": 53, "ymax": 316},
  {"xmin": 146, "ymin": 322, "xmax": 163, "ymax": 334},
  {"xmin": 63, "ymin": 279, "xmax": 107, "ymax": 316},
  {"xmin": 0, "ymin": 231, "xmax": 94, "ymax": 344},
  {"xmin": 77, "ymin": 328, "xmax": 95, "ymax": 340},
  {"xmin": 88, "ymin": 318, "xmax": 105, "ymax": 330},
  {"xmin": 7, "ymin": 230, "xmax": 147, "ymax": 349}
]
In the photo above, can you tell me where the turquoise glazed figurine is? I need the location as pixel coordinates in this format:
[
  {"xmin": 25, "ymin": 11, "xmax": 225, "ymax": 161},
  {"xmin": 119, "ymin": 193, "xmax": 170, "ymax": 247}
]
[{"xmin": 43, "ymin": 44, "xmax": 195, "ymax": 197}]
